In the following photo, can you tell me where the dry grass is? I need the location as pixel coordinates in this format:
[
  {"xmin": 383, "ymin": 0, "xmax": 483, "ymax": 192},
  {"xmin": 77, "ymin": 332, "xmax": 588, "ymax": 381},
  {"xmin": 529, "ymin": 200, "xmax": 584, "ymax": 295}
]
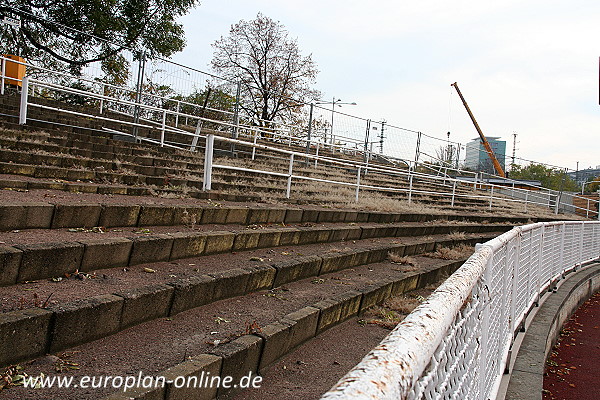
[
  {"xmin": 387, "ymin": 253, "xmax": 420, "ymax": 272},
  {"xmin": 361, "ymin": 293, "xmax": 427, "ymax": 329},
  {"xmin": 447, "ymin": 231, "xmax": 467, "ymax": 240},
  {"xmin": 427, "ymin": 243, "xmax": 474, "ymax": 260},
  {"xmin": 388, "ymin": 252, "xmax": 415, "ymax": 265}
]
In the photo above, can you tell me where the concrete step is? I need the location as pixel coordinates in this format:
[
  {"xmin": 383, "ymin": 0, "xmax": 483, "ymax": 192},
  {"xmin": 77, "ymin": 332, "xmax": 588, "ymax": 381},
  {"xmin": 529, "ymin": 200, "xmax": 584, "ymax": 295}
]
[
  {"xmin": 0, "ymin": 200, "xmax": 537, "ymax": 232},
  {"xmin": 0, "ymin": 219, "xmax": 514, "ymax": 285},
  {"xmin": 2, "ymin": 240, "xmax": 473, "ymax": 399}
]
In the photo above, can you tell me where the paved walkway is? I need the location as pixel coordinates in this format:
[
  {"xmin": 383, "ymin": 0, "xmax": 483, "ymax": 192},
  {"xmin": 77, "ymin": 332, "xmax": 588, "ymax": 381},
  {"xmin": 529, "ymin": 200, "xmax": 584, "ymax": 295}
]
[{"xmin": 543, "ymin": 291, "xmax": 600, "ymax": 400}]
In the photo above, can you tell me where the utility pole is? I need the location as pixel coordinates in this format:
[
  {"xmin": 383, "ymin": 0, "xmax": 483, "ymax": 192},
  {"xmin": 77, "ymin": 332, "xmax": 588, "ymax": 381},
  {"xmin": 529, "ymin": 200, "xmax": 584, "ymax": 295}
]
[{"xmin": 512, "ymin": 132, "xmax": 517, "ymax": 166}]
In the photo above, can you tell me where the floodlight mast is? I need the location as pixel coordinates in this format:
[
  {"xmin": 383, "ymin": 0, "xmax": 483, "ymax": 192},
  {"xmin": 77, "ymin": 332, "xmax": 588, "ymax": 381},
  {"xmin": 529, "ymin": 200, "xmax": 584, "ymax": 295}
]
[{"xmin": 451, "ymin": 82, "xmax": 506, "ymax": 178}]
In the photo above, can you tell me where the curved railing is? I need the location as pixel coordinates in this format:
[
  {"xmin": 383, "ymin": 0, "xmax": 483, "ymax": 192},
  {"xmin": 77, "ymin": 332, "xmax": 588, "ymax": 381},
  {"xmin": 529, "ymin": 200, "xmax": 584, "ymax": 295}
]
[{"xmin": 321, "ymin": 221, "xmax": 600, "ymax": 400}]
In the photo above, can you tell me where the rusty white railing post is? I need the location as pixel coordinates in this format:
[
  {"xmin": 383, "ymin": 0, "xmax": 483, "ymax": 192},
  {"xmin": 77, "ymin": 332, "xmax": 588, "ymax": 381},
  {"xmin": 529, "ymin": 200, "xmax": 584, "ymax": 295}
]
[
  {"xmin": 478, "ymin": 243, "xmax": 492, "ymax": 395},
  {"xmin": 355, "ymin": 166, "xmax": 362, "ymax": 202},
  {"xmin": 489, "ymin": 185, "xmax": 494, "ymax": 210},
  {"xmin": 19, "ymin": 76, "xmax": 29, "ymax": 125},
  {"xmin": 160, "ymin": 110, "xmax": 166, "ymax": 147},
  {"xmin": 175, "ymin": 100, "xmax": 180, "ymax": 127},
  {"xmin": 586, "ymin": 199, "xmax": 590, "ymax": 219},
  {"xmin": 99, "ymin": 84, "xmax": 105, "ymax": 114},
  {"xmin": 251, "ymin": 130, "xmax": 258, "ymax": 160},
  {"xmin": 535, "ymin": 225, "xmax": 544, "ymax": 304},
  {"xmin": 510, "ymin": 234, "xmax": 520, "ymax": 334},
  {"xmin": 286, "ymin": 153, "xmax": 294, "ymax": 199},
  {"xmin": 559, "ymin": 224, "xmax": 565, "ymax": 275},
  {"xmin": 408, "ymin": 172, "xmax": 414, "ymax": 204},
  {"xmin": 451, "ymin": 181, "xmax": 456, "ymax": 207},
  {"xmin": 202, "ymin": 134, "xmax": 214, "ymax": 191},
  {"xmin": 524, "ymin": 192, "xmax": 529, "ymax": 213},
  {"xmin": 314, "ymin": 143, "xmax": 319, "ymax": 168},
  {"xmin": 1, "ymin": 57, "xmax": 5, "ymax": 96}
]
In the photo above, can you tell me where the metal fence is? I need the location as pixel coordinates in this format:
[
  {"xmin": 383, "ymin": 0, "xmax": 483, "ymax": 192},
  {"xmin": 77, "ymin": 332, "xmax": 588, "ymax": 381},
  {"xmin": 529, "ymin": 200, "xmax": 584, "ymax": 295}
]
[{"xmin": 321, "ymin": 220, "xmax": 600, "ymax": 400}]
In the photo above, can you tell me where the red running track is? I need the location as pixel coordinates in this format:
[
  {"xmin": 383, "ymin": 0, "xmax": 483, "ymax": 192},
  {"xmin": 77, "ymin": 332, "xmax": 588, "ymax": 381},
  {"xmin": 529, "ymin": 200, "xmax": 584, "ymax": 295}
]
[{"xmin": 543, "ymin": 291, "xmax": 600, "ymax": 400}]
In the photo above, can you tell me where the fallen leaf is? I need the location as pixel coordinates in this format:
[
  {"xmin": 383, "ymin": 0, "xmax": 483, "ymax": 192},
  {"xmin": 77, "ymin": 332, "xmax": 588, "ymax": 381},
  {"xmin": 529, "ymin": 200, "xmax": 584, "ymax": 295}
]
[{"xmin": 143, "ymin": 268, "xmax": 156, "ymax": 273}]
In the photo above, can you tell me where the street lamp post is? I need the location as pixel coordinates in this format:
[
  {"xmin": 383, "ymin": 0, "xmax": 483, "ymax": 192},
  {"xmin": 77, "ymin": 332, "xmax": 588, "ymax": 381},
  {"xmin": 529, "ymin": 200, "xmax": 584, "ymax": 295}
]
[{"xmin": 315, "ymin": 97, "xmax": 356, "ymax": 145}]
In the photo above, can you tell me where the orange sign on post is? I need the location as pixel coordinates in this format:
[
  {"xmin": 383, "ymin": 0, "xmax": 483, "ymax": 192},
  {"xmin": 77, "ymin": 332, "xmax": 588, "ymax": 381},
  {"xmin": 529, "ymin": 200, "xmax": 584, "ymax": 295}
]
[{"xmin": 2, "ymin": 54, "xmax": 26, "ymax": 87}]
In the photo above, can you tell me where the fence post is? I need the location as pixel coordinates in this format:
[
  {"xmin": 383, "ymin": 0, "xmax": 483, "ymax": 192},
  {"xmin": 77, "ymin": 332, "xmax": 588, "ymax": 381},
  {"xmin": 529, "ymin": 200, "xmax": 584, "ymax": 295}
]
[
  {"xmin": 579, "ymin": 222, "xmax": 585, "ymax": 266},
  {"xmin": 19, "ymin": 76, "xmax": 29, "ymax": 125},
  {"xmin": 132, "ymin": 51, "xmax": 146, "ymax": 139},
  {"xmin": 535, "ymin": 225, "xmax": 545, "ymax": 305},
  {"xmin": 0, "ymin": 57, "xmax": 5, "ymax": 96},
  {"xmin": 477, "ymin": 244, "xmax": 492, "ymax": 395},
  {"xmin": 451, "ymin": 181, "xmax": 456, "ymax": 207},
  {"xmin": 99, "ymin": 84, "xmax": 105, "ymax": 114},
  {"xmin": 586, "ymin": 198, "xmax": 590, "ymax": 219},
  {"xmin": 175, "ymin": 100, "xmax": 180, "ymax": 127},
  {"xmin": 203, "ymin": 134, "xmax": 214, "ymax": 191},
  {"xmin": 160, "ymin": 110, "xmax": 166, "ymax": 147},
  {"xmin": 559, "ymin": 224, "xmax": 565, "ymax": 274},
  {"xmin": 554, "ymin": 193, "xmax": 560, "ymax": 215},
  {"xmin": 408, "ymin": 171, "xmax": 414, "ymax": 204},
  {"xmin": 286, "ymin": 153, "xmax": 294, "ymax": 199},
  {"xmin": 510, "ymin": 235, "xmax": 520, "ymax": 334},
  {"xmin": 230, "ymin": 80, "xmax": 241, "ymax": 155},
  {"xmin": 355, "ymin": 166, "xmax": 362, "ymax": 202},
  {"xmin": 489, "ymin": 185, "xmax": 494, "ymax": 210},
  {"xmin": 314, "ymin": 143, "xmax": 319, "ymax": 168},
  {"xmin": 251, "ymin": 130, "xmax": 258, "ymax": 160},
  {"xmin": 413, "ymin": 131, "xmax": 422, "ymax": 170},
  {"xmin": 524, "ymin": 192, "xmax": 529, "ymax": 213},
  {"xmin": 305, "ymin": 103, "xmax": 314, "ymax": 166}
]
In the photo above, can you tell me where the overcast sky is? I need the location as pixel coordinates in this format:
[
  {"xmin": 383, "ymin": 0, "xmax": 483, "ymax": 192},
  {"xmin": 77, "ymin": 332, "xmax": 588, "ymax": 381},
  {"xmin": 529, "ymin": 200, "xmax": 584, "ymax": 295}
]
[{"xmin": 171, "ymin": 0, "xmax": 600, "ymax": 171}]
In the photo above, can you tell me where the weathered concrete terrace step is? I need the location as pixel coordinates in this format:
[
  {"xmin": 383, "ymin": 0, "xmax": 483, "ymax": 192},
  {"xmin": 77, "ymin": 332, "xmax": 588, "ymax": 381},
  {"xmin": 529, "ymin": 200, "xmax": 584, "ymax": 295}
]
[
  {"xmin": 0, "ymin": 161, "xmax": 489, "ymax": 213},
  {"xmin": 0, "ymin": 219, "xmax": 513, "ymax": 285},
  {"xmin": 0, "ymin": 232, "xmax": 494, "ymax": 374},
  {"xmin": 0, "ymin": 175, "xmax": 260, "ymax": 202},
  {"xmin": 0, "ymin": 141, "xmax": 474, "ymax": 200},
  {"xmin": 0, "ymin": 124, "xmax": 476, "ymax": 198},
  {"xmin": 0, "ymin": 200, "xmax": 533, "ymax": 232},
  {"xmin": 3, "ymin": 252, "xmax": 467, "ymax": 400}
]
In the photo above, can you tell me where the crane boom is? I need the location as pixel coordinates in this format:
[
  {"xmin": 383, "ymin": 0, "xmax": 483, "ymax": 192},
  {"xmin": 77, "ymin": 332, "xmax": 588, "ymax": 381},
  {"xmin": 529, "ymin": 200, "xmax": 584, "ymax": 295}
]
[{"xmin": 451, "ymin": 82, "xmax": 506, "ymax": 178}]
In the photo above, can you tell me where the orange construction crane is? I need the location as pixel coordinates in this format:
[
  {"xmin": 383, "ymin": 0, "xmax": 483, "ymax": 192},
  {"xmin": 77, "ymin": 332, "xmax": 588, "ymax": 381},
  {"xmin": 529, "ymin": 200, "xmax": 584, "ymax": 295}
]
[{"xmin": 451, "ymin": 82, "xmax": 506, "ymax": 178}]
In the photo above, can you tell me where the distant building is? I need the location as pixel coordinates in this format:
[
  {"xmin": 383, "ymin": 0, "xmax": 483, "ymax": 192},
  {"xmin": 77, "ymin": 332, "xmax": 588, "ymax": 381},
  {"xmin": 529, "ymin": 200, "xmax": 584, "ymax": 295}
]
[
  {"xmin": 567, "ymin": 167, "xmax": 600, "ymax": 185},
  {"xmin": 464, "ymin": 137, "xmax": 506, "ymax": 175}
]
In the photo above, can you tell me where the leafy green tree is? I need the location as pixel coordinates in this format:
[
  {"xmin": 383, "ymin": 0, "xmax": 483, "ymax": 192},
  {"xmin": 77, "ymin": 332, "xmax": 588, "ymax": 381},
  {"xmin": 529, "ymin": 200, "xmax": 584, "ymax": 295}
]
[
  {"xmin": 211, "ymin": 13, "xmax": 320, "ymax": 128},
  {"xmin": 510, "ymin": 163, "xmax": 579, "ymax": 191},
  {"xmin": 168, "ymin": 88, "xmax": 237, "ymax": 130},
  {"xmin": 0, "ymin": 0, "xmax": 199, "ymax": 75}
]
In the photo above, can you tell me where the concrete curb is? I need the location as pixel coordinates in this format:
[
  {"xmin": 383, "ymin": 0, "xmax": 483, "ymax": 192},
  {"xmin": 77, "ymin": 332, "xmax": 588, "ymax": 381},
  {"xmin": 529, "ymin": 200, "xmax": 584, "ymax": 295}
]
[{"xmin": 505, "ymin": 263, "xmax": 600, "ymax": 400}]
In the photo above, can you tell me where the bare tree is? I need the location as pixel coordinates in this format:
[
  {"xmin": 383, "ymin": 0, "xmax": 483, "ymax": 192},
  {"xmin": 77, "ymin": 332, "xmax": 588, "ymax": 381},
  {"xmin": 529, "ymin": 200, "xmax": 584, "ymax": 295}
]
[{"xmin": 211, "ymin": 13, "xmax": 320, "ymax": 128}]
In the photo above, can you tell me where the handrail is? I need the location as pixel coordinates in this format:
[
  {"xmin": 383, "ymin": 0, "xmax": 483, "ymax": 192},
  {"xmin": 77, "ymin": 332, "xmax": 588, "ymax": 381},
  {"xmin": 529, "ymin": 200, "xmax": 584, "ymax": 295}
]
[
  {"xmin": 7, "ymin": 66, "xmax": 598, "ymax": 217},
  {"xmin": 322, "ymin": 221, "xmax": 600, "ymax": 400}
]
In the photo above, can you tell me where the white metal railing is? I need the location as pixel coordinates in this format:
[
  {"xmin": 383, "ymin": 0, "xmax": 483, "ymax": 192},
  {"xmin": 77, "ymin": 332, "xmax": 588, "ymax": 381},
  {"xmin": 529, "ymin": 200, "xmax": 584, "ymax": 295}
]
[
  {"xmin": 3, "ymin": 61, "xmax": 599, "ymax": 217},
  {"xmin": 321, "ymin": 220, "xmax": 600, "ymax": 400}
]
